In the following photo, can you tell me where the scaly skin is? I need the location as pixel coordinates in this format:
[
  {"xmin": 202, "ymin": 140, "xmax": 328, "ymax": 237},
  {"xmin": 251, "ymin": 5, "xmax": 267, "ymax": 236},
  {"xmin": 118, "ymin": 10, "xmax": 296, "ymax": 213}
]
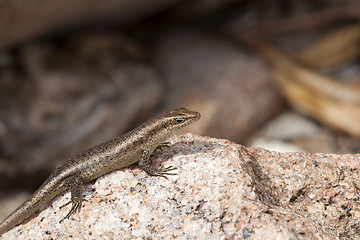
[{"xmin": 0, "ymin": 108, "xmax": 200, "ymax": 236}]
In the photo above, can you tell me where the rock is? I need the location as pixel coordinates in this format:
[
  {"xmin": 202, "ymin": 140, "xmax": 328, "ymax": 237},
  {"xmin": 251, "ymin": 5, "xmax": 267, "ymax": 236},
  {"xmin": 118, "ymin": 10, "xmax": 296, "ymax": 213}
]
[
  {"xmin": 258, "ymin": 111, "xmax": 323, "ymax": 141},
  {"xmin": 0, "ymin": 0, "xmax": 181, "ymax": 49},
  {"xmin": 253, "ymin": 147, "xmax": 360, "ymax": 239},
  {"xmin": 250, "ymin": 137, "xmax": 305, "ymax": 152},
  {"xmin": 4, "ymin": 134, "xmax": 356, "ymax": 239},
  {"xmin": 154, "ymin": 31, "xmax": 283, "ymax": 141},
  {"xmin": 250, "ymin": 111, "xmax": 343, "ymax": 153}
]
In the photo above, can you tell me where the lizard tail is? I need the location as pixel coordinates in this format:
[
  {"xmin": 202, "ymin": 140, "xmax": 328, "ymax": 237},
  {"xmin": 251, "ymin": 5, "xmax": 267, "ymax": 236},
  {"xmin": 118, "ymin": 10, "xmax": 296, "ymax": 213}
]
[
  {"xmin": 0, "ymin": 174, "xmax": 66, "ymax": 236},
  {"xmin": 0, "ymin": 197, "xmax": 38, "ymax": 235}
]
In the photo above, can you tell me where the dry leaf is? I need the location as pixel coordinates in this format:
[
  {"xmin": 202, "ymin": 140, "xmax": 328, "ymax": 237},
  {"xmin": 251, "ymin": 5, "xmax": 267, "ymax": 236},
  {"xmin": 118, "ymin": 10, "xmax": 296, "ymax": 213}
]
[
  {"xmin": 263, "ymin": 43, "xmax": 360, "ymax": 136},
  {"xmin": 296, "ymin": 25, "xmax": 360, "ymax": 69}
]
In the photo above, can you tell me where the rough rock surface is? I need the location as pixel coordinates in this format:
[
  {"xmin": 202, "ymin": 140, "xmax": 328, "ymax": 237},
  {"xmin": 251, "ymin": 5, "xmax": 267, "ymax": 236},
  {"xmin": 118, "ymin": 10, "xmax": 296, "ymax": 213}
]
[
  {"xmin": 3, "ymin": 134, "xmax": 359, "ymax": 239},
  {"xmin": 254, "ymin": 149, "xmax": 360, "ymax": 239}
]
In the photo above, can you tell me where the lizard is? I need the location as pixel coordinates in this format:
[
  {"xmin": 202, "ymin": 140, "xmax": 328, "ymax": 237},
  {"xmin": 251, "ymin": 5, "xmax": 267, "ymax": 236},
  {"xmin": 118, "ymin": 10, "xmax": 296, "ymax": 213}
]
[{"xmin": 0, "ymin": 107, "xmax": 200, "ymax": 236}]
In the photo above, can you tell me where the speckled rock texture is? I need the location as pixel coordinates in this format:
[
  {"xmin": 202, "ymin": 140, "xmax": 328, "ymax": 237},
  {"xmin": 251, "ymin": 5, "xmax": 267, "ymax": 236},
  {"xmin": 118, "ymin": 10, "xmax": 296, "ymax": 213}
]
[{"xmin": 3, "ymin": 134, "xmax": 359, "ymax": 239}]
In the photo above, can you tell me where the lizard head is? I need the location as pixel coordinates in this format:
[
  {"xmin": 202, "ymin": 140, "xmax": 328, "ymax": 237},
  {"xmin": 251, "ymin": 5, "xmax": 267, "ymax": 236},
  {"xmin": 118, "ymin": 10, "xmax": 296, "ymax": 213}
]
[
  {"xmin": 162, "ymin": 107, "xmax": 201, "ymax": 132},
  {"xmin": 134, "ymin": 108, "xmax": 200, "ymax": 146}
]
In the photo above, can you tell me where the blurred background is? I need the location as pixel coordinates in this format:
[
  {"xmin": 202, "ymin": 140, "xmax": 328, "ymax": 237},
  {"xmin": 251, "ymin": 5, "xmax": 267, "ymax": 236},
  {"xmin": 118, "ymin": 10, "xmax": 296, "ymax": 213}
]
[{"xmin": 0, "ymin": 0, "xmax": 360, "ymax": 224}]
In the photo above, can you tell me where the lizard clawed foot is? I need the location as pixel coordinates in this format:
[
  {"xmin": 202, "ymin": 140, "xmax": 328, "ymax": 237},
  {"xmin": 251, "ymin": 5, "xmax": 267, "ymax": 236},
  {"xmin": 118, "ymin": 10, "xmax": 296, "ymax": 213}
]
[
  {"xmin": 153, "ymin": 165, "xmax": 177, "ymax": 179},
  {"xmin": 59, "ymin": 198, "xmax": 87, "ymax": 223},
  {"xmin": 157, "ymin": 141, "xmax": 170, "ymax": 149}
]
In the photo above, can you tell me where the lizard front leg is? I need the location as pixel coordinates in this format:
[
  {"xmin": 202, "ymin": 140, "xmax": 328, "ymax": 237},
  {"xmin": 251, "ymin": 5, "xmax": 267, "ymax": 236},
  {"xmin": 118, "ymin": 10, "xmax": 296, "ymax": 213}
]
[
  {"xmin": 59, "ymin": 175, "xmax": 85, "ymax": 222},
  {"xmin": 138, "ymin": 148, "xmax": 176, "ymax": 178}
]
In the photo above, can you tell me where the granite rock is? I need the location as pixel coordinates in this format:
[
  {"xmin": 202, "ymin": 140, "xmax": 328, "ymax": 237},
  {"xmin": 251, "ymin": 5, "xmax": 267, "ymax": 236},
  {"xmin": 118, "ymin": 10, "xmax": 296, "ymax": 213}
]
[{"xmin": 3, "ymin": 134, "xmax": 358, "ymax": 239}]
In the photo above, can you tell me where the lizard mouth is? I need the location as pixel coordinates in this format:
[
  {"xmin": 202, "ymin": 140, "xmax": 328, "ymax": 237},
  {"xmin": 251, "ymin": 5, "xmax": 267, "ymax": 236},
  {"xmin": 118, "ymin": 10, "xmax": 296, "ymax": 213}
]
[{"xmin": 190, "ymin": 111, "xmax": 201, "ymax": 122}]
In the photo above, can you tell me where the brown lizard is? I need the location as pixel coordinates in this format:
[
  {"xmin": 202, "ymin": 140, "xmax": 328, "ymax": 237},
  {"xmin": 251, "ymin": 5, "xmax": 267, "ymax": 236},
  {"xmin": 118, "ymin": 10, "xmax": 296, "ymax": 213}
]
[{"xmin": 0, "ymin": 108, "xmax": 200, "ymax": 236}]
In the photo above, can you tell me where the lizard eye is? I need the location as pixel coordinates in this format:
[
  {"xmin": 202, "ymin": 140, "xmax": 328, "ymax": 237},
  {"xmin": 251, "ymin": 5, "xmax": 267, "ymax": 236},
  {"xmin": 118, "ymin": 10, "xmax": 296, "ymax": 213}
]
[{"xmin": 175, "ymin": 118, "xmax": 185, "ymax": 124}]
